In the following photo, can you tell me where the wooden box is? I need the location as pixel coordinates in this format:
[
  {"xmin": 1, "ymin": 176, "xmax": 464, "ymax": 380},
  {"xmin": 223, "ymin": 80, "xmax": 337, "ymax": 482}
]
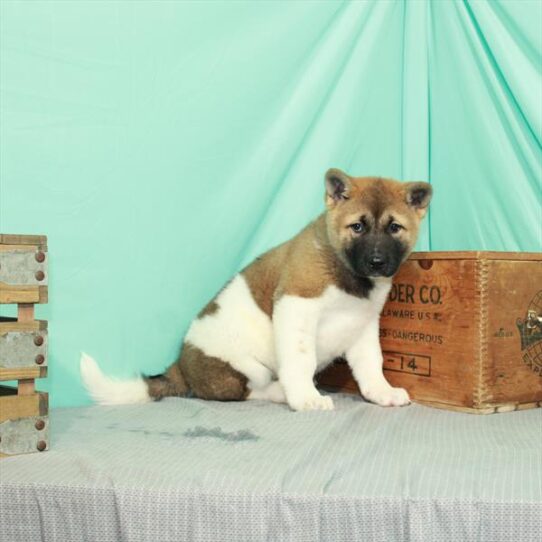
[
  {"xmin": 0, "ymin": 234, "xmax": 49, "ymax": 456},
  {"xmin": 318, "ymin": 252, "xmax": 542, "ymax": 414}
]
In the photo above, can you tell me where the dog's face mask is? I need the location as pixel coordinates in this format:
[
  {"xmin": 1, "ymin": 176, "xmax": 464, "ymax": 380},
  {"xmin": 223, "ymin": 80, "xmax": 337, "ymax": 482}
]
[{"xmin": 324, "ymin": 169, "xmax": 432, "ymax": 279}]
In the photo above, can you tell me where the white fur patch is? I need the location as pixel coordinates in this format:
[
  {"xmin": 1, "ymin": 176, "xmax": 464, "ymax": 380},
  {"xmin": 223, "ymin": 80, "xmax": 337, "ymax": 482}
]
[
  {"xmin": 273, "ymin": 280, "xmax": 393, "ymax": 411},
  {"xmin": 247, "ymin": 381, "xmax": 287, "ymax": 403},
  {"xmin": 186, "ymin": 275, "xmax": 275, "ymax": 389},
  {"xmin": 80, "ymin": 352, "xmax": 151, "ymax": 405}
]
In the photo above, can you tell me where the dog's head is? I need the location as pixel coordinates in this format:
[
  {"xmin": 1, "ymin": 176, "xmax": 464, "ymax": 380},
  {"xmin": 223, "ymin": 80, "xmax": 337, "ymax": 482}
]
[{"xmin": 324, "ymin": 168, "xmax": 432, "ymax": 278}]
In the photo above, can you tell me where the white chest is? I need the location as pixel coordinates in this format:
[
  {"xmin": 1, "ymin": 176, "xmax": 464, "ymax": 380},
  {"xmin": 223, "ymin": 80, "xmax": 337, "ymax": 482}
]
[{"xmin": 315, "ymin": 281, "xmax": 391, "ymax": 363}]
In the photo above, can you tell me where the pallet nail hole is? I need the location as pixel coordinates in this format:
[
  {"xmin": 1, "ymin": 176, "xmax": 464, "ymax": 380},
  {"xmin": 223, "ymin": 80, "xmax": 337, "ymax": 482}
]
[
  {"xmin": 34, "ymin": 335, "xmax": 44, "ymax": 346},
  {"xmin": 35, "ymin": 270, "xmax": 45, "ymax": 281},
  {"xmin": 35, "ymin": 354, "xmax": 45, "ymax": 365},
  {"xmin": 37, "ymin": 441, "xmax": 47, "ymax": 452},
  {"xmin": 35, "ymin": 251, "xmax": 46, "ymax": 263}
]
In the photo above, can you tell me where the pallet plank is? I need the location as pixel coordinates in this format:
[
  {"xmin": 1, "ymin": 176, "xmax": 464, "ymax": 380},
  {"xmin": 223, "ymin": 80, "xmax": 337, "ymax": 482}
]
[
  {"xmin": 0, "ymin": 366, "xmax": 47, "ymax": 381},
  {"xmin": 0, "ymin": 387, "xmax": 48, "ymax": 422}
]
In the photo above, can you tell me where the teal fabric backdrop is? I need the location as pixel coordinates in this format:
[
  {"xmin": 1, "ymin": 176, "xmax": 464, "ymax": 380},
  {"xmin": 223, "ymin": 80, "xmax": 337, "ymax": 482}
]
[{"xmin": 1, "ymin": 0, "xmax": 541, "ymax": 407}]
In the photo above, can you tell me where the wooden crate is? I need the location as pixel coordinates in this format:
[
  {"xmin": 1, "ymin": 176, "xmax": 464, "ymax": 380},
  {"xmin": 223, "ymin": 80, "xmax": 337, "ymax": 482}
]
[
  {"xmin": 0, "ymin": 234, "xmax": 49, "ymax": 456},
  {"xmin": 317, "ymin": 251, "xmax": 542, "ymax": 414}
]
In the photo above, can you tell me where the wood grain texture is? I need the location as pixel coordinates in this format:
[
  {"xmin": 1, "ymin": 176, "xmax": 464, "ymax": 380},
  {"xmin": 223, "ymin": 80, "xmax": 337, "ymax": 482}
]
[
  {"xmin": 0, "ymin": 234, "xmax": 47, "ymax": 249},
  {"xmin": 0, "ymin": 318, "xmax": 47, "ymax": 332},
  {"xmin": 379, "ymin": 258, "xmax": 480, "ymax": 408},
  {"xmin": 17, "ymin": 304, "xmax": 35, "ymax": 322},
  {"xmin": 409, "ymin": 251, "xmax": 541, "ymax": 261},
  {"xmin": 0, "ymin": 367, "xmax": 47, "ymax": 381},
  {"xmin": 0, "ymin": 284, "xmax": 48, "ymax": 303},
  {"xmin": 17, "ymin": 379, "xmax": 35, "ymax": 396},
  {"xmin": 0, "ymin": 387, "xmax": 48, "ymax": 422},
  {"xmin": 481, "ymin": 260, "xmax": 542, "ymax": 406}
]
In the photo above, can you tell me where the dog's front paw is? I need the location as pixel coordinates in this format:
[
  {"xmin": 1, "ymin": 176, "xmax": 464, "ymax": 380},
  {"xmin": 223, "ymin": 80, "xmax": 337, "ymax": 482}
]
[
  {"xmin": 288, "ymin": 391, "xmax": 334, "ymax": 412},
  {"xmin": 362, "ymin": 385, "xmax": 410, "ymax": 407}
]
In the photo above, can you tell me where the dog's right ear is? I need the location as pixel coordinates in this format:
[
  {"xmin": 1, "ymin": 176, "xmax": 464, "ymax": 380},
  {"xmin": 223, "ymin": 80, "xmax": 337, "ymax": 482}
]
[{"xmin": 325, "ymin": 168, "xmax": 352, "ymax": 206}]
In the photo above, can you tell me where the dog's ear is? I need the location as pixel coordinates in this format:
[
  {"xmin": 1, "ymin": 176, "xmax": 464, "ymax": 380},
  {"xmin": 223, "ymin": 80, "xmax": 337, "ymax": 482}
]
[
  {"xmin": 325, "ymin": 168, "xmax": 352, "ymax": 206},
  {"xmin": 404, "ymin": 182, "xmax": 432, "ymax": 218}
]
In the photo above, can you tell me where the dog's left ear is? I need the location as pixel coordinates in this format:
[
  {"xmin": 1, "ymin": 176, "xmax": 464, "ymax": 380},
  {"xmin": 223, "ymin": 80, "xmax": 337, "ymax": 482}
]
[
  {"xmin": 404, "ymin": 182, "xmax": 432, "ymax": 218},
  {"xmin": 325, "ymin": 168, "xmax": 352, "ymax": 207}
]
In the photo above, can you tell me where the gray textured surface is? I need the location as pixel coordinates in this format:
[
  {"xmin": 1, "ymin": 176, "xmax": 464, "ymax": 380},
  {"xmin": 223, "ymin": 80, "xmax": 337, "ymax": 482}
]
[
  {"xmin": 0, "ymin": 249, "xmax": 48, "ymax": 286},
  {"xmin": 0, "ymin": 416, "xmax": 48, "ymax": 455},
  {"xmin": 0, "ymin": 330, "xmax": 48, "ymax": 368},
  {"xmin": 0, "ymin": 394, "xmax": 541, "ymax": 542}
]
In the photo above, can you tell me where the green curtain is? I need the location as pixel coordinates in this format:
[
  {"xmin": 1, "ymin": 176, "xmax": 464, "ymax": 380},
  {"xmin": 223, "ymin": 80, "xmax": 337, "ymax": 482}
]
[{"xmin": 1, "ymin": 0, "xmax": 540, "ymax": 407}]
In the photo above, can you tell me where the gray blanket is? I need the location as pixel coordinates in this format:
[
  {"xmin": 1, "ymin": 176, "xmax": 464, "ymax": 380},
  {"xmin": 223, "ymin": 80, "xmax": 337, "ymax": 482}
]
[{"xmin": 1, "ymin": 393, "xmax": 541, "ymax": 541}]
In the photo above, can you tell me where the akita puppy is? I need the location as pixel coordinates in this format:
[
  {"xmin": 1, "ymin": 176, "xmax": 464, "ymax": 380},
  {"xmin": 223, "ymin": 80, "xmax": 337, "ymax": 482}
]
[{"xmin": 81, "ymin": 169, "xmax": 431, "ymax": 411}]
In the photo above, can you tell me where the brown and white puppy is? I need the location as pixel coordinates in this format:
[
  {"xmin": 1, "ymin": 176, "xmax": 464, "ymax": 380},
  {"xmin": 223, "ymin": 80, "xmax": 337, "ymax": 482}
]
[{"xmin": 81, "ymin": 169, "xmax": 432, "ymax": 411}]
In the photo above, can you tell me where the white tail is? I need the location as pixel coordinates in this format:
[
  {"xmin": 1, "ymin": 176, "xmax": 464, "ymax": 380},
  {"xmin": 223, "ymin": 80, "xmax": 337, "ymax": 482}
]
[{"xmin": 80, "ymin": 352, "xmax": 151, "ymax": 405}]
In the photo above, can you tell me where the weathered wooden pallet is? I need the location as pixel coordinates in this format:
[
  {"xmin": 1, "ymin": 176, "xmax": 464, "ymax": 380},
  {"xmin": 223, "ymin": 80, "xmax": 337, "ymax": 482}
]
[{"xmin": 0, "ymin": 234, "xmax": 49, "ymax": 456}]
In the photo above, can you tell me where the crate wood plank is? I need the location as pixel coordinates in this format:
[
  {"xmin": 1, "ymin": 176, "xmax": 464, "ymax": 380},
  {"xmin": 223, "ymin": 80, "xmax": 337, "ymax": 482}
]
[
  {"xmin": 0, "ymin": 387, "xmax": 48, "ymax": 422},
  {"xmin": 0, "ymin": 234, "xmax": 47, "ymax": 249},
  {"xmin": 18, "ymin": 379, "xmax": 35, "ymax": 396},
  {"xmin": 17, "ymin": 304, "xmax": 35, "ymax": 322},
  {"xmin": 0, "ymin": 366, "xmax": 47, "ymax": 381},
  {"xmin": 0, "ymin": 318, "xmax": 47, "ymax": 332},
  {"xmin": 408, "ymin": 251, "xmax": 541, "ymax": 261},
  {"xmin": 380, "ymin": 258, "xmax": 480, "ymax": 408},
  {"xmin": 480, "ymin": 259, "xmax": 542, "ymax": 406},
  {"xmin": 0, "ymin": 284, "xmax": 48, "ymax": 304}
]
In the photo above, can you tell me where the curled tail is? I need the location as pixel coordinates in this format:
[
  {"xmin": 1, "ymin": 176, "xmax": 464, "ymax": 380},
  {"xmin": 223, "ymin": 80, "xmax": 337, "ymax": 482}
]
[{"xmin": 80, "ymin": 353, "xmax": 189, "ymax": 405}]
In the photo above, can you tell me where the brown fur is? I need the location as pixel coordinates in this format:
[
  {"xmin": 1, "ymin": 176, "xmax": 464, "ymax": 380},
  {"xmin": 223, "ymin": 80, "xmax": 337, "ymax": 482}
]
[
  {"xmin": 180, "ymin": 343, "xmax": 249, "ymax": 400},
  {"xmin": 324, "ymin": 175, "xmax": 426, "ymax": 272},
  {"xmin": 146, "ymin": 171, "xmax": 431, "ymax": 402},
  {"xmin": 197, "ymin": 300, "xmax": 219, "ymax": 318}
]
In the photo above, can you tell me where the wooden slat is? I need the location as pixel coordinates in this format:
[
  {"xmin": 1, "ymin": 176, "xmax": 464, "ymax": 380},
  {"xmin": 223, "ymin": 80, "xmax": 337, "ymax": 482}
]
[
  {"xmin": 0, "ymin": 234, "xmax": 47, "ymax": 249},
  {"xmin": 0, "ymin": 284, "xmax": 48, "ymax": 304},
  {"xmin": 0, "ymin": 318, "xmax": 47, "ymax": 332},
  {"xmin": 0, "ymin": 367, "xmax": 47, "ymax": 381},
  {"xmin": 409, "ymin": 251, "xmax": 541, "ymax": 261},
  {"xmin": 0, "ymin": 387, "xmax": 48, "ymax": 422},
  {"xmin": 482, "ymin": 260, "xmax": 542, "ymax": 405},
  {"xmin": 0, "ymin": 244, "xmax": 35, "ymax": 253},
  {"xmin": 17, "ymin": 304, "xmax": 35, "ymax": 323},
  {"xmin": 18, "ymin": 379, "xmax": 35, "ymax": 395}
]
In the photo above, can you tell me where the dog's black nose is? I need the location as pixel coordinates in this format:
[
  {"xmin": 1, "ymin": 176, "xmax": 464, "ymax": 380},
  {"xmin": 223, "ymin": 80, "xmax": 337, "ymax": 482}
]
[{"xmin": 368, "ymin": 255, "xmax": 386, "ymax": 271}]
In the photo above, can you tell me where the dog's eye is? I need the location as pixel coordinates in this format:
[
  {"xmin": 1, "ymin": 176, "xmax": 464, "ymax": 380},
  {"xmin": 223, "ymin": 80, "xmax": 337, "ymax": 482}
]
[
  {"xmin": 388, "ymin": 222, "xmax": 403, "ymax": 234},
  {"xmin": 349, "ymin": 223, "xmax": 364, "ymax": 233}
]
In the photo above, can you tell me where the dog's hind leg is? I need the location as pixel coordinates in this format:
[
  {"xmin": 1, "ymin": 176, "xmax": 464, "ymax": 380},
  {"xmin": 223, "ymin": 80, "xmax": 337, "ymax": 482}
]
[{"xmin": 179, "ymin": 343, "xmax": 251, "ymax": 401}]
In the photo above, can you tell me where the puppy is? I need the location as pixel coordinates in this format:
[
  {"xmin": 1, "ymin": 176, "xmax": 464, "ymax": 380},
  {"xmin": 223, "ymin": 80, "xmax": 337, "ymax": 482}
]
[{"xmin": 81, "ymin": 169, "xmax": 432, "ymax": 411}]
